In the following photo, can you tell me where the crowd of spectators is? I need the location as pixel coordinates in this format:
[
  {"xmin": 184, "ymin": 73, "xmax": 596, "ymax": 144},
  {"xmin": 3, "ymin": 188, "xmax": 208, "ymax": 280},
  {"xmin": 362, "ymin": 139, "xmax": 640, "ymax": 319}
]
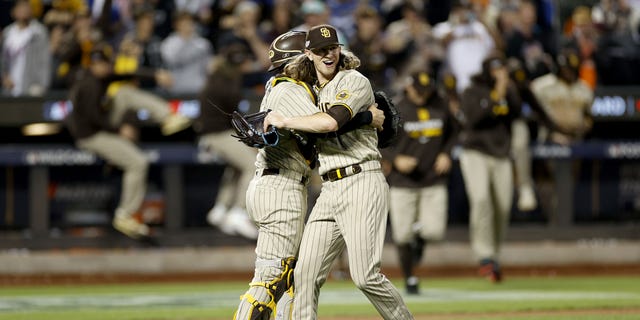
[{"xmin": 1, "ymin": 0, "xmax": 640, "ymax": 100}]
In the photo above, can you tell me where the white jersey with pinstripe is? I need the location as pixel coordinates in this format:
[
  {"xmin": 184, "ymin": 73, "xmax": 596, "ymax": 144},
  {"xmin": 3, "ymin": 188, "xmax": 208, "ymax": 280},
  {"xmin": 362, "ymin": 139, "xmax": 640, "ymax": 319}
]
[
  {"xmin": 234, "ymin": 76, "xmax": 317, "ymax": 320},
  {"xmin": 314, "ymin": 69, "xmax": 381, "ymax": 175},
  {"xmin": 255, "ymin": 76, "xmax": 318, "ymax": 174},
  {"xmin": 293, "ymin": 69, "xmax": 414, "ymax": 319}
]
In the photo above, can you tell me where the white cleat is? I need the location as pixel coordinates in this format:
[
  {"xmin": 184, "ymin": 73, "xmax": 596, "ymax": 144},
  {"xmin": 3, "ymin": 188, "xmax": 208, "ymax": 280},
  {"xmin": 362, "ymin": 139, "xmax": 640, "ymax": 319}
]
[
  {"xmin": 517, "ymin": 185, "xmax": 538, "ymax": 212},
  {"xmin": 224, "ymin": 207, "xmax": 258, "ymax": 240},
  {"xmin": 206, "ymin": 204, "xmax": 227, "ymax": 227}
]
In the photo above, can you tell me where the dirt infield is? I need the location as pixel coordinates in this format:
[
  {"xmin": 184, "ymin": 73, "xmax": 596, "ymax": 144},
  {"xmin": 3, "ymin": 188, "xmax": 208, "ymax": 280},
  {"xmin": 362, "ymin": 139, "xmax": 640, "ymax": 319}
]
[{"xmin": 1, "ymin": 264, "xmax": 639, "ymax": 286}]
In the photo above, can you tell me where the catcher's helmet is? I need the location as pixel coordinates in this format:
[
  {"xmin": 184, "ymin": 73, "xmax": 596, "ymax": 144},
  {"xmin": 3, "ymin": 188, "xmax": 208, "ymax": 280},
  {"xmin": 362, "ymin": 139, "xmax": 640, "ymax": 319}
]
[{"xmin": 268, "ymin": 31, "xmax": 306, "ymax": 72}]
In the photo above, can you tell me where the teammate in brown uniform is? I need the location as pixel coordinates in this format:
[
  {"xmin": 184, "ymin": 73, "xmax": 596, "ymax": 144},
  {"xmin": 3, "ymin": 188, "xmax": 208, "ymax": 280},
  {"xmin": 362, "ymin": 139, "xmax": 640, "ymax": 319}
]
[
  {"xmin": 265, "ymin": 24, "xmax": 414, "ymax": 320},
  {"xmin": 383, "ymin": 71, "xmax": 456, "ymax": 294},
  {"xmin": 458, "ymin": 54, "xmax": 521, "ymax": 282},
  {"xmin": 197, "ymin": 44, "xmax": 258, "ymax": 240},
  {"xmin": 66, "ymin": 44, "xmax": 190, "ymax": 240}
]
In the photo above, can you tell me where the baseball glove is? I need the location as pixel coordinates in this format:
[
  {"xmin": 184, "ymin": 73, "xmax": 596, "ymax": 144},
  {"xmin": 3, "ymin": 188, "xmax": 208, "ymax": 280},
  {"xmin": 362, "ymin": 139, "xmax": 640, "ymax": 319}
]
[
  {"xmin": 231, "ymin": 110, "xmax": 280, "ymax": 148},
  {"xmin": 375, "ymin": 90, "xmax": 401, "ymax": 148}
]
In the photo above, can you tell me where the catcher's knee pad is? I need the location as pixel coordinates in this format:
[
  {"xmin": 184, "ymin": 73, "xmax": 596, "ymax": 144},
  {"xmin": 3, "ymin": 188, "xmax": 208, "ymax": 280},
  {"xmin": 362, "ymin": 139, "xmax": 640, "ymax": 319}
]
[
  {"xmin": 238, "ymin": 257, "xmax": 296, "ymax": 320},
  {"xmin": 275, "ymin": 286, "xmax": 295, "ymax": 320},
  {"xmin": 253, "ymin": 257, "xmax": 296, "ymax": 303},
  {"xmin": 236, "ymin": 257, "xmax": 297, "ymax": 320},
  {"xmin": 235, "ymin": 293, "xmax": 273, "ymax": 320}
]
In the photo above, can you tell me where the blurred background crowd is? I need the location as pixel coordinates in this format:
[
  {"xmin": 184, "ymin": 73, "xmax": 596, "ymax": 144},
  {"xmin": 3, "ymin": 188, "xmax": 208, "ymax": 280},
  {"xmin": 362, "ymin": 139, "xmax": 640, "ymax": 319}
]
[
  {"xmin": 1, "ymin": 0, "xmax": 639, "ymax": 99},
  {"xmin": 0, "ymin": 0, "xmax": 639, "ymax": 240}
]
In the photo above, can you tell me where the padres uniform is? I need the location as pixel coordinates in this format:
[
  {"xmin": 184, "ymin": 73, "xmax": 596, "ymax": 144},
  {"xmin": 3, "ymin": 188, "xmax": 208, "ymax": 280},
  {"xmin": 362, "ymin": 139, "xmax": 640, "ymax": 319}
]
[
  {"xmin": 293, "ymin": 69, "xmax": 413, "ymax": 319},
  {"xmin": 458, "ymin": 56, "xmax": 521, "ymax": 282},
  {"xmin": 234, "ymin": 76, "xmax": 317, "ymax": 320},
  {"xmin": 384, "ymin": 82, "xmax": 456, "ymax": 293}
]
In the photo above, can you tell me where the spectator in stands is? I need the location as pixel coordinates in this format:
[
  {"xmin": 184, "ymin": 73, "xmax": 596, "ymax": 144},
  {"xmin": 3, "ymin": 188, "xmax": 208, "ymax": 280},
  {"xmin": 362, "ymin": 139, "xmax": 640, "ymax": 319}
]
[
  {"xmin": 504, "ymin": 0, "xmax": 555, "ymax": 80},
  {"xmin": 468, "ymin": 0, "xmax": 505, "ymax": 50},
  {"xmin": 349, "ymin": 5, "xmax": 388, "ymax": 90},
  {"xmin": 384, "ymin": 1, "xmax": 443, "ymax": 95},
  {"xmin": 87, "ymin": 0, "xmax": 130, "ymax": 44},
  {"xmin": 458, "ymin": 54, "xmax": 521, "ymax": 283},
  {"xmin": 173, "ymin": 0, "xmax": 214, "ymax": 34},
  {"xmin": 326, "ymin": 0, "xmax": 360, "ymax": 41},
  {"xmin": 562, "ymin": 6, "xmax": 599, "ymax": 90},
  {"xmin": 53, "ymin": 0, "xmax": 117, "ymax": 89},
  {"xmin": 591, "ymin": 0, "xmax": 640, "ymax": 85},
  {"xmin": 1, "ymin": 0, "xmax": 51, "ymax": 96},
  {"xmin": 215, "ymin": 1, "xmax": 271, "ymax": 75},
  {"xmin": 433, "ymin": 0, "xmax": 495, "ymax": 94},
  {"xmin": 262, "ymin": 0, "xmax": 296, "ymax": 43},
  {"xmin": 160, "ymin": 11, "xmax": 213, "ymax": 95},
  {"xmin": 195, "ymin": 44, "xmax": 258, "ymax": 240},
  {"xmin": 122, "ymin": 7, "xmax": 166, "ymax": 90},
  {"xmin": 44, "ymin": 1, "xmax": 83, "ymax": 90},
  {"xmin": 495, "ymin": 1, "xmax": 520, "ymax": 41},
  {"xmin": 43, "ymin": 0, "xmax": 87, "ymax": 27},
  {"xmin": 383, "ymin": 70, "xmax": 456, "ymax": 295},
  {"xmin": 292, "ymin": 0, "xmax": 349, "ymax": 47},
  {"xmin": 66, "ymin": 43, "xmax": 191, "ymax": 239}
]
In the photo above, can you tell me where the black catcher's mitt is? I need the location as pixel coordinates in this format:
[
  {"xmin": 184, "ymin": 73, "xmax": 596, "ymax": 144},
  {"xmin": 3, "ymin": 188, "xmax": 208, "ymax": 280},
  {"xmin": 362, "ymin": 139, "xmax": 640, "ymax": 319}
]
[
  {"xmin": 375, "ymin": 90, "xmax": 401, "ymax": 148},
  {"xmin": 231, "ymin": 110, "xmax": 280, "ymax": 148}
]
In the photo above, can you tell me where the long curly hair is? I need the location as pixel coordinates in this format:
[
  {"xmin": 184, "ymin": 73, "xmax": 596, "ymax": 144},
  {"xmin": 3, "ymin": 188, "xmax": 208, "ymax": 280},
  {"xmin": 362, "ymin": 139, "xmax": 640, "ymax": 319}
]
[
  {"xmin": 283, "ymin": 54, "xmax": 316, "ymax": 84},
  {"xmin": 283, "ymin": 49, "xmax": 362, "ymax": 84}
]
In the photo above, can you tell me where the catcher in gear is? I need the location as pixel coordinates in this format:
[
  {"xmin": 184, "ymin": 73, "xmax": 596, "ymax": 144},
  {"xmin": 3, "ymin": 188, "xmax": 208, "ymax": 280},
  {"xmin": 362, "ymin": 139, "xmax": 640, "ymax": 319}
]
[{"xmin": 233, "ymin": 30, "xmax": 315, "ymax": 320}]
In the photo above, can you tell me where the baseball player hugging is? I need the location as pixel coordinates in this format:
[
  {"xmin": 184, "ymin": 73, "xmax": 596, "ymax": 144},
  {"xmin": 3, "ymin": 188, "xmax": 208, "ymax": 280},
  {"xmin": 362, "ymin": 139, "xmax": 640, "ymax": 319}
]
[
  {"xmin": 264, "ymin": 24, "xmax": 414, "ymax": 320},
  {"xmin": 233, "ymin": 31, "xmax": 317, "ymax": 320}
]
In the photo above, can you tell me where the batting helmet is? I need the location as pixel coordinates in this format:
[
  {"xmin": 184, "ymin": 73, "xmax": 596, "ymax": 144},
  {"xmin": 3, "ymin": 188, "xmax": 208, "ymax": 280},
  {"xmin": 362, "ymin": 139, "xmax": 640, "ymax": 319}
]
[{"xmin": 268, "ymin": 31, "xmax": 306, "ymax": 72}]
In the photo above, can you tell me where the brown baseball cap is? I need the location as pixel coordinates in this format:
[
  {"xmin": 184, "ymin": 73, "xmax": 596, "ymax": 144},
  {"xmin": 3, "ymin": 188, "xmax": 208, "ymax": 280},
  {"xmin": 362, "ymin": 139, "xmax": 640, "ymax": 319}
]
[
  {"xmin": 410, "ymin": 71, "xmax": 435, "ymax": 95},
  {"xmin": 305, "ymin": 24, "xmax": 341, "ymax": 50},
  {"xmin": 90, "ymin": 43, "xmax": 114, "ymax": 63}
]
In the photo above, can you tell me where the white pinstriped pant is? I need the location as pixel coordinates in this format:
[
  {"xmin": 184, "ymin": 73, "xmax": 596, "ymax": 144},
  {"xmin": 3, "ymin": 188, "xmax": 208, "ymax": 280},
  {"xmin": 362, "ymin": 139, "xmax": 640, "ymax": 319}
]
[
  {"xmin": 235, "ymin": 169, "xmax": 308, "ymax": 319},
  {"xmin": 293, "ymin": 163, "xmax": 414, "ymax": 319}
]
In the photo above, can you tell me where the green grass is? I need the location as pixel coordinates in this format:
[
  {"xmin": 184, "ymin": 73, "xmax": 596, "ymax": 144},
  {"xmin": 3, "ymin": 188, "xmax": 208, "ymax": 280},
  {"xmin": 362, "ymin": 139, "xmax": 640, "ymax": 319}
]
[{"xmin": 0, "ymin": 276, "xmax": 639, "ymax": 319}]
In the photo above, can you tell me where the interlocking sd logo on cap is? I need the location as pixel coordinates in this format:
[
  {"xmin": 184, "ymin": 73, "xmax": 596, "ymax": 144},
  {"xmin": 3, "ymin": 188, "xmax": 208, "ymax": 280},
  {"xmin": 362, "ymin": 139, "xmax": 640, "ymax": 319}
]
[
  {"xmin": 306, "ymin": 24, "xmax": 340, "ymax": 50},
  {"xmin": 320, "ymin": 27, "xmax": 331, "ymax": 38}
]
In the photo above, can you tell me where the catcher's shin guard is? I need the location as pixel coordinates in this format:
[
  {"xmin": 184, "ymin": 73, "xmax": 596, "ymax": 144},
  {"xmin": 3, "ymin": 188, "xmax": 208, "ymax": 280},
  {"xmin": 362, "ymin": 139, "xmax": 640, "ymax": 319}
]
[
  {"xmin": 275, "ymin": 287, "xmax": 294, "ymax": 320},
  {"xmin": 234, "ymin": 257, "xmax": 296, "ymax": 320}
]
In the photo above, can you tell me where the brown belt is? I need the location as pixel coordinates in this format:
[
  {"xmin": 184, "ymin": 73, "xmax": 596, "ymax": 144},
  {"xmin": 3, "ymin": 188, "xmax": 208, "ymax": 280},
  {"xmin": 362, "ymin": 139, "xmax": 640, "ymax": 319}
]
[
  {"xmin": 321, "ymin": 164, "xmax": 363, "ymax": 182},
  {"xmin": 260, "ymin": 168, "xmax": 308, "ymax": 184}
]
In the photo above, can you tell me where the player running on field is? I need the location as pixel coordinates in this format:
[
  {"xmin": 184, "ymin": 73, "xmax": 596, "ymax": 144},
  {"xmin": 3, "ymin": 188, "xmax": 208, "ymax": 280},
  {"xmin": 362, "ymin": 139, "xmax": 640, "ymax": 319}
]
[
  {"xmin": 265, "ymin": 24, "xmax": 414, "ymax": 320},
  {"xmin": 382, "ymin": 71, "xmax": 457, "ymax": 295}
]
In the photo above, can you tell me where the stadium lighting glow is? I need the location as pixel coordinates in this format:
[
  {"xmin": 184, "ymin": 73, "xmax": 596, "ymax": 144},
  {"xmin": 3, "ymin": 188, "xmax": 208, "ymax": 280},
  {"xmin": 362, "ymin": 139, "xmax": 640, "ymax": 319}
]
[{"xmin": 21, "ymin": 123, "xmax": 62, "ymax": 136}]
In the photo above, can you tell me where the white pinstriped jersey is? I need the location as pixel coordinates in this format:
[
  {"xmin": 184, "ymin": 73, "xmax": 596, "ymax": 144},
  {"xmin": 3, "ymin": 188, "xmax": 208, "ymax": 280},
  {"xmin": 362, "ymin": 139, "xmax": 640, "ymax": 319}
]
[
  {"xmin": 256, "ymin": 77, "xmax": 318, "ymax": 175},
  {"xmin": 315, "ymin": 69, "xmax": 380, "ymax": 175}
]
